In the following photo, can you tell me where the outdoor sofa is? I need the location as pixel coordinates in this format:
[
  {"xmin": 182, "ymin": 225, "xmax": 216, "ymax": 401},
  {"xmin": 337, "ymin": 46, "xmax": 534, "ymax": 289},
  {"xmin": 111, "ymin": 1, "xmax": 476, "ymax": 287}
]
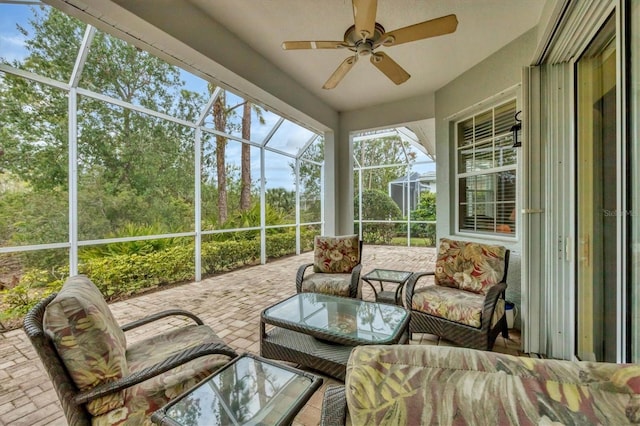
[{"xmin": 321, "ymin": 344, "xmax": 640, "ymax": 425}]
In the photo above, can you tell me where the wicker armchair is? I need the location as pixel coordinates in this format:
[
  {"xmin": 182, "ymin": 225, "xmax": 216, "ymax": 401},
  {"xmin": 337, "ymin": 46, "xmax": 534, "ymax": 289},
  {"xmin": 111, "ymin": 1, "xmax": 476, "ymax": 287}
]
[
  {"xmin": 23, "ymin": 275, "xmax": 237, "ymax": 425},
  {"xmin": 405, "ymin": 238, "xmax": 510, "ymax": 350},
  {"xmin": 296, "ymin": 234, "xmax": 363, "ymax": 298}
]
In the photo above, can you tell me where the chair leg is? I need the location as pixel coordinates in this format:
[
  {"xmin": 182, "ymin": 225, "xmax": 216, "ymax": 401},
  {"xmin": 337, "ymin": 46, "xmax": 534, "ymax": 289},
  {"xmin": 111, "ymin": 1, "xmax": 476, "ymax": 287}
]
[{"xmin": 501, "ymin": 315, "xmax": 509, "ymax": 339}]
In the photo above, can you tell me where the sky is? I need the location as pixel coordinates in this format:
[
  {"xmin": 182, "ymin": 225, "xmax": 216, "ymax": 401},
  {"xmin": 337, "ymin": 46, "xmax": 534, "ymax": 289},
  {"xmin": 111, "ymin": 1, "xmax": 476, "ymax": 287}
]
[
  {"xmin": 0, "ymin": 3, "xmax": 33, "ymax": 64},
  {"xmin": 0, "ymin": 1, "xmax": 435, "ymax": 190}
]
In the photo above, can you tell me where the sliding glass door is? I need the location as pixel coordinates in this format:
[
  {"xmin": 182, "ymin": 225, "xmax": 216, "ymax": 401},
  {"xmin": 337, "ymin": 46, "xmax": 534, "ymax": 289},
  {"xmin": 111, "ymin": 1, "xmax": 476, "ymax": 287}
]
[
  {"xmin": 575, "ymin": 14, "xmax": 617, "ymax": 362},
  {"xmin": 631, "ymin": 0, "xmax": 640, "ymax": 363}
]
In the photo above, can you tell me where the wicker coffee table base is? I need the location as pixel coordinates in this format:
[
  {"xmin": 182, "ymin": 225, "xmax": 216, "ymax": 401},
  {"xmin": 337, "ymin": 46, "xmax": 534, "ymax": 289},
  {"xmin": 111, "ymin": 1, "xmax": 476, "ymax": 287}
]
[{"xmin": 261, "ymin": 327, "xmax": 354, "ymax": 381}]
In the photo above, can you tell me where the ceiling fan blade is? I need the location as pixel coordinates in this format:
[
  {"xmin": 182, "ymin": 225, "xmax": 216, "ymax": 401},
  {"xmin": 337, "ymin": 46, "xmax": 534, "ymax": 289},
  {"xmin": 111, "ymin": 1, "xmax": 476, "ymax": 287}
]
[
  {"xmin": 282, "ymin": 40, "xmax": 347, "ymax": 50},
  {"xmin": 370, "ymin": 52, "xmax": 410, "ymax": 85},
  {"xmin": 352, "ymin": 0, "xmax": 377, "ymax": 40},
  {"xmin": 383, "ymin": 14, "xmax": 458, "ymax": 46},
  {"xmin": 323, "ymin": 55, "xmax": 358, "ymax": 89}
]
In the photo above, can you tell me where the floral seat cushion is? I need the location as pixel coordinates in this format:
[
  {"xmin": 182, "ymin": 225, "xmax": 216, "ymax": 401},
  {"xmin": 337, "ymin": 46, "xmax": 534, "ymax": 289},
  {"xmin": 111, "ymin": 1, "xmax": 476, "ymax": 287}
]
[
  {"xmin": 313, "ymin": 235, "xmax": 360, "ymax": 273},
  {"xmin": 91, "ymin": 325, "xmax": 233, "ymax": 426},
  {"xmin": 411, "ymin": 285, "xmax": 504, "ymax": 328},
  {"xmin": 43, "ymin": 275, "xmax": 234, "ymax": 425},
  {"xmin": 346, "ymin": 345, "xmax": 640, "ymax": 425},
  {"xmin": 300, "ymin": 273, "xmax": 352, "ymax": 297},
  {"xmin": 43, "ymin": 275, "xmax": 128, "ymax": 416},
  {"xmin": 435, "ymin": 238, "xmax": 507, "ymax": 295}
]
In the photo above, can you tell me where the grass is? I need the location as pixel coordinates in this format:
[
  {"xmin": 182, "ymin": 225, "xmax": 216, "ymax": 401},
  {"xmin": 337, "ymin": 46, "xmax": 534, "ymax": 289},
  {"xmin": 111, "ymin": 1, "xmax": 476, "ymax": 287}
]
[{"xmin": 390, "ymin": 237, "xmax": 434, "ymax": 247}]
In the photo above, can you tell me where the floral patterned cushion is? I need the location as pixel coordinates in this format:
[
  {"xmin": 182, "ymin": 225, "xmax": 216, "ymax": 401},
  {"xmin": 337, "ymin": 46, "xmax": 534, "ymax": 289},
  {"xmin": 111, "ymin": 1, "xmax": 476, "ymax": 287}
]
[
  {"xmin": 313, "ymin": 235, "xmax": 360, "ymax": 273},
  {"xmin": 43, "ymin": 275, "xmax": 128, "ymax": 416},
  {"xmin": 91, "ymin": 325, "xmax": 233, "ymax": 426},
  {"xmin": 346, "ymin": 345, "xmax": 640, "ymax": 425},
  {"xmin": 435, "ymin": 238, "xmax": 507, "ymax": 295},
  {"xmin": 301, "ymin": 273, "xmax": 352, "ymax": 297},
  {"xmin": 411, "ymin": 285, "xmax": 504, "ymax": 328}
]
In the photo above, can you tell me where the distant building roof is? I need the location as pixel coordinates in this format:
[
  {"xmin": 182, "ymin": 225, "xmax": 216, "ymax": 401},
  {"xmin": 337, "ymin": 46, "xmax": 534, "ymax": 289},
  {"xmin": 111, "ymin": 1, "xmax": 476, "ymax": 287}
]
[{"xmin": 390, "ymin": 171, "xmax": 436, "ymax": 184}]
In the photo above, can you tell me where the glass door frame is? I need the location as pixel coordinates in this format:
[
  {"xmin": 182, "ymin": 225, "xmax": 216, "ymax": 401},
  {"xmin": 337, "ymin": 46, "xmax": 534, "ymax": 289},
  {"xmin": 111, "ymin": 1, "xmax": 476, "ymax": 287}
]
[
  {"xmin": 569, "ymin": 1, "xmax": 630, "ymax": 363},
  {"xmin": 575, "ymin": 13, "xmax": 619, "ymax": 362}
]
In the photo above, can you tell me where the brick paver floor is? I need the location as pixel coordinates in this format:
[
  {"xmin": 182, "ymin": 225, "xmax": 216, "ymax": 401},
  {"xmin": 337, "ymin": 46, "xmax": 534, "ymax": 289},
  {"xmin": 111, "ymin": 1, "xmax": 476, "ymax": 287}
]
[{"xmin": 0, "ymin": 245, "xmax": 522, "ymax": 425}]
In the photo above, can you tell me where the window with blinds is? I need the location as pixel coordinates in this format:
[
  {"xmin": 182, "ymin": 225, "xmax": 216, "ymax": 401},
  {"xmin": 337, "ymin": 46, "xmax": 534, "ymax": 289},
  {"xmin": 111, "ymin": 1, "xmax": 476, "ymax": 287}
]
[{"xmin": 456, "ymin": 99, "xmax": 517, "ymax": 236}]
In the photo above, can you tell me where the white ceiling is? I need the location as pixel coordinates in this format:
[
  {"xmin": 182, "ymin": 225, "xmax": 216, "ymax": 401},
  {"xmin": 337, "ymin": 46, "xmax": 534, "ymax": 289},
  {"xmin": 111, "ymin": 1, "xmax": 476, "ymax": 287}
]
[{"xmin": 188, "ymin": 0, "xmax": 545, "ymax": 112}]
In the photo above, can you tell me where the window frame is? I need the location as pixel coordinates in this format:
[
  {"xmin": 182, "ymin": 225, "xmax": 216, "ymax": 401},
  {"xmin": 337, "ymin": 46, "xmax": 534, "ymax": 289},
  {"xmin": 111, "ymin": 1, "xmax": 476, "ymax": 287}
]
[{"xmin": 454, "ymin": 97, "xmax": 519, "ymax": 240}]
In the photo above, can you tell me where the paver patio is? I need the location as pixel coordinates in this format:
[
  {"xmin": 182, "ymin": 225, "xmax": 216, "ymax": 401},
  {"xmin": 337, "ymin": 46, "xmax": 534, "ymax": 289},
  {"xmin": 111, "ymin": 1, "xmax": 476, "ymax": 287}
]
[{"xmin": 0, "ymin": 245, "xmax": 522, "ymax": 425}]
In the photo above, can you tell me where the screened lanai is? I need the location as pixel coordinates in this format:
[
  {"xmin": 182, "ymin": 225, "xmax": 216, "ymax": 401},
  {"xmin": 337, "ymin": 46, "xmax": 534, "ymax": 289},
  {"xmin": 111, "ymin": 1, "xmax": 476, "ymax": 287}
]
[
  {"xmin": 0, "ymin": 1, "xmax": 434, "ymax": 325},
  {"xmin": 353, "ymin": 126, "xmax": 437, "ymax": 247}
]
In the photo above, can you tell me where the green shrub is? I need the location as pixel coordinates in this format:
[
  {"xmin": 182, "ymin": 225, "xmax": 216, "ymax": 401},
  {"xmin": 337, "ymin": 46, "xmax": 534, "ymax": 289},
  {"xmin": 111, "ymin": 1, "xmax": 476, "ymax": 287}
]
[
  {"xmin": 204, "ymin": 239, "xmax": 261, "ymax": 271},
  {"xmin": 0, "ymin": 269, "xmax": 65, "ymax": 322},
  {"xmin": 79, "ymin": 223, "xmax": 188, "ymax": 260},
  {"xmin": 300, "ymin": 227, "xmax": 318, "ymax": 252},
  {"xmin": 266, "ymin": 232, "xmax": 296, "ymax": 258},
  {"xmin": 410, "ymin": 191, "xmax": 437, "ymax": 245},
  {"xmin": 79, "ymin": 245, "xmax": 196, "ymax": 297},
  {"xmin": 355, "ymin": 189, "xmax": 402, "ymax": 244},
  {"xmin": 1, "ymin": 229, "xmax": 319, "ymax": 327}
]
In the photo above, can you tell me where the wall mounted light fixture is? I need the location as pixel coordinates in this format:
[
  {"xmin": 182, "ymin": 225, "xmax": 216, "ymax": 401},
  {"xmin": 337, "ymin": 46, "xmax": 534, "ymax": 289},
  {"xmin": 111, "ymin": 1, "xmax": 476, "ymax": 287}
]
[{"xmin": 511, "ymin": 111, "xmax": 522, "ymax": 148}]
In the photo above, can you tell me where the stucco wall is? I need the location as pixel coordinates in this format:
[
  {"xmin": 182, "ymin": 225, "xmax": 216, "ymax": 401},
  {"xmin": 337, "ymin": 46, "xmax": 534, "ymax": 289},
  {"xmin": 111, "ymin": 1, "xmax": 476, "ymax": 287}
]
[{"xmin": 434, "ymin": 28, "xmax": 537, "ymax": 329}]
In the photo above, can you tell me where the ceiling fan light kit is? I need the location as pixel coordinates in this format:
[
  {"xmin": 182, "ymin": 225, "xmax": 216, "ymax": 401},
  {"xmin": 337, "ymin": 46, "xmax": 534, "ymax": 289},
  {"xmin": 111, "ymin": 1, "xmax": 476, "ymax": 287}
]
[{"xmin": 281, "ymin": 0, "xmax": 458, "ymax": 89}]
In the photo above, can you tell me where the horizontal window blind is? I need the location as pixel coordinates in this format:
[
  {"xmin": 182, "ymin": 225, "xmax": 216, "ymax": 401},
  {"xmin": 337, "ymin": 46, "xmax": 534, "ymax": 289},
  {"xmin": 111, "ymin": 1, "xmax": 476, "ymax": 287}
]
[{"xmin": 456, "ymin": 99, "xmax": 518, "ymax": 236}]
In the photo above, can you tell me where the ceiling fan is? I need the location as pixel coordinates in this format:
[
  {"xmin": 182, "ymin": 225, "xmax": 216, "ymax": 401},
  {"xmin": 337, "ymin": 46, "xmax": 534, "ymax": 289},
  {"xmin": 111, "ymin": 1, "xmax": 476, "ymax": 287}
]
[{"xmin": 281, "ymin": 0, "xmax": 458, "ymax": 89}]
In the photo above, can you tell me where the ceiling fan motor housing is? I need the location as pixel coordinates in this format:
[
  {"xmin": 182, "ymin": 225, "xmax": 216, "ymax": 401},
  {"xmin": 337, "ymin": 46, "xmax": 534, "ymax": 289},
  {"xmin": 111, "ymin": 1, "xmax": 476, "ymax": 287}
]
[{"xmin": 345, "ymin": 22, "xmax": 386, "ymax": 48}]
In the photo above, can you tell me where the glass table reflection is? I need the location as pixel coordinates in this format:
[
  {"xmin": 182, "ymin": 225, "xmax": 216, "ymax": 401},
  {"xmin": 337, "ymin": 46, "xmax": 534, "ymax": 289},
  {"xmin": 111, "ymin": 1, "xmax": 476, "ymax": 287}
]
[
  {"xmin": 151, "ymin": 354, "xmax": 322, "ymax": 426},
  {"xmin": 260, "ymin": 293, "xmax": 410, "ymax": 380},
  {"xmin": 261, "ymin": 293, "xmax": 409, "ymax": 346}
]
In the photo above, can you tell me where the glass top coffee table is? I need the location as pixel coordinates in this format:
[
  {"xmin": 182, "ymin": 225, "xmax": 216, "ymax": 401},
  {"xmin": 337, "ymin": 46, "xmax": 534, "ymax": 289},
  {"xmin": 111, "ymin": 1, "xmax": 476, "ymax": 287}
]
[
  {"xmin": 151, "ymin": 354, "xmax": 322, "ymax": 426},
  {"xmin": 362, "ymin": 269, "xmax": 413, "ymax": 306},
  {"xmin": 260, "ymin": 293, "xmax": 409, "ymax": 380}
]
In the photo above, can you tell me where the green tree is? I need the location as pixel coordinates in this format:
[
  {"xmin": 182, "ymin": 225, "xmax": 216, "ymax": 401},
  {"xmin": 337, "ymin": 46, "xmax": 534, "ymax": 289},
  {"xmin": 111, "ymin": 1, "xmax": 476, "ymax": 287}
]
[
  {"xmin": 412, "ymin": 191, "xmax": 436, "ymax": 221},
  {"xmin": 207, "ymin": 88, "xmax": 264, "ymax": 224},
  {"xmin": 355, "ymin": 189, "xmax": 402, "ymax": 221},
  {"xmin": 355, "ymin": 189, "xmax": 402, "ymax": 244},
  {"xmin": 240, "ymin": 101, "xmax": 252, "ymax": 211},
  {"xmin": 266, "ymin": 187, "xmax": 295, "ymax": 218},
  {"xmin": 0, "ymin": 8, "xmax": 203, "ymax": 255},
  {"xmin": 354, "ymin": 136, "xmax": 415, "ymax": 190},
  {"xmin": 293, "ymin": 137, "xmax": 323, "ymax": 222},
  {"xmin": 211, "ymin": 89, "xmax": 229, "ymax": 223},
  {"xmin": 411, "ymin": 191, "xmax": 437, "ymax": 245}
]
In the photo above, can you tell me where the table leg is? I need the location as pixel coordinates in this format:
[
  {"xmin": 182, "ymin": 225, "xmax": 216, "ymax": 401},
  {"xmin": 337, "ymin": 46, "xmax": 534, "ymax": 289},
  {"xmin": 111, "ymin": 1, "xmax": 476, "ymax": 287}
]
[{"xmin": 362, "ymin": 278, "xmax": 379, "ymax": 299}]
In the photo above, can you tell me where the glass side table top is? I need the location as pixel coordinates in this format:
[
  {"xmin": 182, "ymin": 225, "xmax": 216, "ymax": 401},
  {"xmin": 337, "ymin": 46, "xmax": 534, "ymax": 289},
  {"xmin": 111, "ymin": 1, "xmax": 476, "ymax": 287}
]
[
  {"xmin": 152, "ymin": 354, "xmax": 322, "ymax": 426},
  {"xmin": 262, "ymin": 293, "xmax": 409, "ymax": 345},
  {"xmin": 363, "ymin": 269, "xmax": 412, "ymax": 283}
]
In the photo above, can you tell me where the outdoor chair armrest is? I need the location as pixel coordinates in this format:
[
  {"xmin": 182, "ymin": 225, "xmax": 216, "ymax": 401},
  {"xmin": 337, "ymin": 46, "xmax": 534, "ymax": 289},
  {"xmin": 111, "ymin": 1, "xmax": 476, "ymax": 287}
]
[
  {"xmin": 404, "ymin": 271, "xmax": 435, "ymax": 308},
  {"xmin": 320, "ymin": 385, "xmax": 347, "ymax": 426},
  {"xmin": 349, "ymin": 263, "xmax": 363, "ymax": 298},
  {"xmin": 480, "ymin": 281, "xmax": 508, "ymax": 330},
  {"xmin": 73, "ymin": 342, "xmax": 237, "ymax": 405},
  {"xmin": 120, "ymin": 309, "xmax": 204, "ymax": 332},
  {"xmin": 296, "ymin": 263, "xmax": 314, "ymax": 293}
]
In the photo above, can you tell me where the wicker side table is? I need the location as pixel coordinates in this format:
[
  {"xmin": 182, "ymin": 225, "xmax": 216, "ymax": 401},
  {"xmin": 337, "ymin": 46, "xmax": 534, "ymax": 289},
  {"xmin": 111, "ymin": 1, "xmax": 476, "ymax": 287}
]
[{"xmin": 362, "ymin": 269, "xmax": 413, "ymax": 306}]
